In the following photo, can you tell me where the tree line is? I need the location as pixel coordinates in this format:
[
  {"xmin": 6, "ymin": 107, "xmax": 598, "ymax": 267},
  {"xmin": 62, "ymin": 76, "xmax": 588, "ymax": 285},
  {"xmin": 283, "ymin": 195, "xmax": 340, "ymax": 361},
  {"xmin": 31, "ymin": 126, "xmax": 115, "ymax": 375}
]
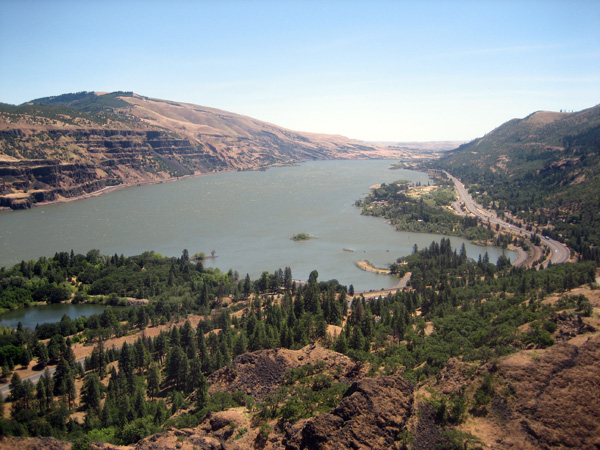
[{"xmin": 0, "ymin": 242, "xmax": 595, "ymax": 446}]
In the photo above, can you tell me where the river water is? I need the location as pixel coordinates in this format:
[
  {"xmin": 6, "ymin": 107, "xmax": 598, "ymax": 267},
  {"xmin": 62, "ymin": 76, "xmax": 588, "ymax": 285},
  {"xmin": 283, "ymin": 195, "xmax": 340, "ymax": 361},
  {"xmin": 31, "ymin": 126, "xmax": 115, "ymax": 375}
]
[
  {"xmin": 0, "ymin": 303, "xmax": 108, "ymax": 329},
  {"xmin": 0, "ymin": 160, "xmax": 513, "ymax": 291}
]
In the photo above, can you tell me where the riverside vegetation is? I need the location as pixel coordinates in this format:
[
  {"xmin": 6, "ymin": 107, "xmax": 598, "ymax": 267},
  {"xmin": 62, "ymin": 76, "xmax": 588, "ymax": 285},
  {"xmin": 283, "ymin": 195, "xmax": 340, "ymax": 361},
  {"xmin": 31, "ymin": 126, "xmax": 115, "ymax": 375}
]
[
  {"xmin": 428, "ymin": 105, "xmax": 600, "ymax": 263},
  {"xmin": 356, "ymin": 179, "xmax": 499, "ymax": 243},
  {"xmin": 0, "ymin": 239, "xmax": 596, "ymax": 448},
  {"xmin": 0, "ymin": 102, "xmax": 599, "ymax": 449}
]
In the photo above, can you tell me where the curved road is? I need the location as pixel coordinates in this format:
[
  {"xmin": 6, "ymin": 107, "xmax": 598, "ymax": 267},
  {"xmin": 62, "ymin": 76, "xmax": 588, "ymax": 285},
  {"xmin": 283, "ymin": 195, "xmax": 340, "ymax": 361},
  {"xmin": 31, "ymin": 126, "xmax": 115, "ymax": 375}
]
[
  {"xmin": 445, "ymin": 172, "xmax": 570, "ymax": 266},
  {"xmin": 0, "ymin": 356, "xmax": 88, "ymax": 400},
  {"xmin": 1, "ymin": 175, "xmax": 570, "ymax": 399}
]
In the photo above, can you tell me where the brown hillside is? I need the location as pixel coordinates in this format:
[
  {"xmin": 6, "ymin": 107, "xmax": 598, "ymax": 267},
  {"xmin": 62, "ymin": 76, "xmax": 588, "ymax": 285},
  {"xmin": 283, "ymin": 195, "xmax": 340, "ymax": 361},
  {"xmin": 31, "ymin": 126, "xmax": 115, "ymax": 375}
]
[{"xmin": 0, "ymin": 92, "xmax": 417, "ymax": 210}]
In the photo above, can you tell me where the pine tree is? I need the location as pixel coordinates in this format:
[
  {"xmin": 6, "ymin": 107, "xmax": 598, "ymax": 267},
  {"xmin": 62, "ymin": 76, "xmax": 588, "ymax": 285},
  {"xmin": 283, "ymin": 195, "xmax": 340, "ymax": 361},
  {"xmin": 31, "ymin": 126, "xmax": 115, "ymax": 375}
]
[
  {"xmin": 9, "ymin": 372, "xmax": 24, "ymax": 401},
  {"xmin": 243, "ymin": 274, "xmax": 252, "ymax": 298},
  {"xmin": 53, "ymin": 357, "xmax": 73, "ymax": 398},
  {"xmin": 82, "ymin": 373, "xmax": 102, "ymax": 414},
  {"xmin": 186, "ymin": 357, "xmax": 203, "ymax": 393},
  {"xmin": 118, "ymin": 342, "xmax": 134, "ymax": 393},
  {"xmin": 334, "ymin": 332, "xmax": 348, "ymax": 354},
  {"xmin": 36, "ymin": 343, "xmax": 49, "ymax": 369},
  {"xmin": 195, "ymin": 374, "xmax": 208, "ymax": 409},
  {"xmin": 132, "ymin": 386, "xmax": 146, "ymax": 419},
  {"xmin": 233, "ymin": 331, "xmax": 248, "ymax": 356},
  {"xmin": 147, "ymin": 364, "xmax": 161, "ymax": 399},
  {"xmin": 133, "ymin": 339, "xmax": 147, "ymax": 374},
  {"xmin": 166, "ymin": 346, "xmax": 187, "ymax": 389}
]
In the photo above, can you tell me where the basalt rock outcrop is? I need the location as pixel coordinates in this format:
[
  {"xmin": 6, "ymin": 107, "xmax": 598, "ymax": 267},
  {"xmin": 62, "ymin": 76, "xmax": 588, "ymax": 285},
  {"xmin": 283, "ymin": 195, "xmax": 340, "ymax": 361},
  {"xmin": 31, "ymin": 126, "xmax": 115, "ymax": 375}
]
[
  {"xmin": 1, "ymin": 91, "xmax": 411, "ymax": 209},
  {"xmin": 3, "ymin": 332, "xmax": 599, "ymax": 450},
  {"xmin": 207, "ymin": 345, "xmax": 367, "ymax": 402},
  {"xmin": 284, "ymin": 374, "xmax": 414, "ymax": 450},
  {"xmin": 492, "ymin": 333, "xmax": 600, "ymax": 449},
  {"xmin": 422, "ymin": 331, "xmax": 600, "ymax": 450}
]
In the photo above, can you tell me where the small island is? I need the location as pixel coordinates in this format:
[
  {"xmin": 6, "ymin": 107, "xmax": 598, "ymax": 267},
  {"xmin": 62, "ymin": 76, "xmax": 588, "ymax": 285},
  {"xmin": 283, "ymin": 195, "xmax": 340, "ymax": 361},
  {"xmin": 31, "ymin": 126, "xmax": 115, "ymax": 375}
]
[{"xmin": 291, "ymin": 233, "xmax": 316, "ymax": 241}]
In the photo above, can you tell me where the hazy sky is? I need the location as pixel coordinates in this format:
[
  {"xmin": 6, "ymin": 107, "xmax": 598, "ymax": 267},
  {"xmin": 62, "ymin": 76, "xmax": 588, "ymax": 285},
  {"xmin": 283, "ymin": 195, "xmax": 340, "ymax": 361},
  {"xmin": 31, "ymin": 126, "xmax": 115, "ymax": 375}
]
[{"xmin": 1, "ymin": 1, "xmax": 599, "ymax": 141}]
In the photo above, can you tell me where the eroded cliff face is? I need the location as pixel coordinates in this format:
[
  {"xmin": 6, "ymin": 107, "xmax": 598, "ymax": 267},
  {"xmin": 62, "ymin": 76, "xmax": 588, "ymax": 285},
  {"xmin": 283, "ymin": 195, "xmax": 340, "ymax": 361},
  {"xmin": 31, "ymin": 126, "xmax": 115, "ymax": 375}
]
[
  {"xmin": 1, "ymin": 331, "xmax": 599, "ymax": 450},
  {"xmin": 492, "ymin": 333, "xmax": 600, "ymax": 449},
  {"xmin": 1, "ymin": 93, "xmax": 410, "ymax": 209},
  {"xmin": 424, "ymin": 333, "xmax": 600, "ymax": 450},
  {"xmin": 0, "ymin": 125, "xmax": 223, "ymax": 209},
  {"xmin": 284, "ymin": 375, "xmax": 414, "ymax": 450}
]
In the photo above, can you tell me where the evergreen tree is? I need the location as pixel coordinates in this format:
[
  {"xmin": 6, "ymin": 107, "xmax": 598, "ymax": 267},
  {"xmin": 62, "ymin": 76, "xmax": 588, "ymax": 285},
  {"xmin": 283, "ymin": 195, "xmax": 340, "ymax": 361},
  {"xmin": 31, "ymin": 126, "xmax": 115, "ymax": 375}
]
[
  {"xmin": 53, "ymin": 356, "xmax": 73, "ymax": 399},
  {"xmin": 166, "ymin": 346, "xmax": 187, "ymax": 389},
  {"xmin": 81, "ymin": 372, "xmax": 102, "ymax": 414},
  {"xmin": 132, "ymin": 386, "xmax": 146, "ymax": 419},
  {"xmin": 133, "ymin": 338, "xmax": 147, "ymax": 374},
  {"xmin": 233, "ymin": 331, "xmax": 248, "ymax": 356},
  {"xmin": 154, "ymin": 333, "xmax": 167, "ymax": 364},
  {"xmin": 147, "ymin": 364, "xmax": 161, "ymax": 399},
  {"xmin": 186, "ymin": 357, "xmax": 204, "ymax": 393},
  {"xmin": 284, "ymin": 266, "xmax": 293, "ymax": 291},
  {"xmin": 118, "ymin": 342, "xmax": 134, "ymax": 393},
  {"xmin": 36, "ymin": 343, "xmax": 49, "ymax": 369},
  {"xmin": 243, "ymin": 274, "xmax": 252, "ymax": 298},
  {"xmin": 90, "ymin": 342, "xmax": 106, "ymax": 377},
  {"xmin": 9, "ymin": 372, "xmax": 24, "ymax": 401},
  {"xmin": 334, "ymin": 332, "xmax": 348, "ymax": 354}
]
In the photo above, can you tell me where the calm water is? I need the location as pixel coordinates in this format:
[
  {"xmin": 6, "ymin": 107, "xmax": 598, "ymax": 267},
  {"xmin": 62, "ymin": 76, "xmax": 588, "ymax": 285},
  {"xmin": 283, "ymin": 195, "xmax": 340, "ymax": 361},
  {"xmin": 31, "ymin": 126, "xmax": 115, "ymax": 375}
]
[
  {"xmin": 0, "ymin": 160, "xmax": 513, "ymax": 291},
  {"xmin": 0, "ymin": 303, "xmax": 107, "ymax": 329}
]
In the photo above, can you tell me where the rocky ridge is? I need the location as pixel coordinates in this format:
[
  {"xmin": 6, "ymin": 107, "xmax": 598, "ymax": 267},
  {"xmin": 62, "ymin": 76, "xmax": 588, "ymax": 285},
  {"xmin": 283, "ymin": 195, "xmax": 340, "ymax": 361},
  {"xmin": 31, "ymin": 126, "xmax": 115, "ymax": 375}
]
[
  {"xmin": 1, "ymin": 326, "xmax": 599, "ymax": 450},
  {"xmin": 206, "ymin": 344, "xmax": 368, "ymax": 402},
  {"xmin": 0, "ymin": 92, "xmax": 421, "ymax": 210}
]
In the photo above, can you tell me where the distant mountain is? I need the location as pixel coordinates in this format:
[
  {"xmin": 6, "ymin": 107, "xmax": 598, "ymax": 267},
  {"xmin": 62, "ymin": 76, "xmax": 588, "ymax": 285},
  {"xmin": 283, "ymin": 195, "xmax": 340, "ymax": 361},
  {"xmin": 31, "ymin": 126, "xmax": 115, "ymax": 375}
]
[
  {"xmin": 432, "ymin": 104, "xmax": 600, "ymax": 260},
  {"xmin": 0, "ymin": 91, "xmax": 412, "ymax": 209}
]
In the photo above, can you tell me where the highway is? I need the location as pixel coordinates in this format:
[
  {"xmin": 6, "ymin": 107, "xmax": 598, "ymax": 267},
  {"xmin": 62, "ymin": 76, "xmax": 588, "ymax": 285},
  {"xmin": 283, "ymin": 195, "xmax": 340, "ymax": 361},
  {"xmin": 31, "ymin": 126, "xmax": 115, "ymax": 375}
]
[
  {"xmin": 0, "ymin": 173, "xmax": 571, "ymax": 400},
  {"xmin": 0, "ymin": 356, "xmax": 88, "ymax": 400},
  {"xmin": 445, "ymin": 172, "xmax": 570, "ymax": 267}
]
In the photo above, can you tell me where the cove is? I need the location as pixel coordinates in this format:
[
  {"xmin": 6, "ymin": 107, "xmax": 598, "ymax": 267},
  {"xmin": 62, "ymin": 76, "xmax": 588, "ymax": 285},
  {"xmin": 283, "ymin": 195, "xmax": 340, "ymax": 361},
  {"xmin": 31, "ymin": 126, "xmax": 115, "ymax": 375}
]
[
  {"xmin": 0, "ymin": 303, "xmax": 107, "ymax": 329},
  {"xmin": 0, "ymin": 160, "xmax": 514, "ymax": 291}
]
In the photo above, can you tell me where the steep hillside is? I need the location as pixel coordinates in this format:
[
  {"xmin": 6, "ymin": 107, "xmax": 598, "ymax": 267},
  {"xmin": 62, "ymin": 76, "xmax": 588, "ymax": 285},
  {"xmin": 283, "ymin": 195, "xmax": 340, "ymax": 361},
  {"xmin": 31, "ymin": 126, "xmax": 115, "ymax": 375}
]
[
  {"xmin": 0, "ymin": 239, "xmax": 598, "ymax": 449},
  {"xmin": 432, "ymin": 104, "xmax": 600, "ymax": 261},
  {"xmin": 0, "ymin": 91, "xmax": 410, "ymax": 210}
]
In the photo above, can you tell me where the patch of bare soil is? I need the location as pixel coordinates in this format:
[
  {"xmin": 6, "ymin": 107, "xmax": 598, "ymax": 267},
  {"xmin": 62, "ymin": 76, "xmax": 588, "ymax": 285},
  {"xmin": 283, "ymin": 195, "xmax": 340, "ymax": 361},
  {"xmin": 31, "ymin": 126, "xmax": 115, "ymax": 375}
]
[{"xmin": 446, "ymin": 331, "xmax": 600, "ymax": 449}]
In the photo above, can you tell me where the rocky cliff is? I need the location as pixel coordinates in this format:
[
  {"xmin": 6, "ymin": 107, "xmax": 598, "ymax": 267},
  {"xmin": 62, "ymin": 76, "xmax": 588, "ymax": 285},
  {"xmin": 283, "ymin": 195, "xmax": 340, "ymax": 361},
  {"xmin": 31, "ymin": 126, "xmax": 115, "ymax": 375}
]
[
  {"xmin": 0, "ymin": 92, "xmax": 415, "ymax": 209},
  {"xmin": 1, "ymin": 328, "xmax": 599, "ymax": 450}
]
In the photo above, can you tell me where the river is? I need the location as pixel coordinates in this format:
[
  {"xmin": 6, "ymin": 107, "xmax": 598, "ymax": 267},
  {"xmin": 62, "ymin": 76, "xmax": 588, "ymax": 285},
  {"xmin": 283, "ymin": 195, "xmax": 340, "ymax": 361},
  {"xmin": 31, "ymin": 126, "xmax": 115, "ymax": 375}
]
[
  {"xmin": 0, "ymin": 160, "xmax": 514, "ymax": 291},
  {"xmin": 0, "ymin": 303, "xmax": 107, "ymax": 329}
]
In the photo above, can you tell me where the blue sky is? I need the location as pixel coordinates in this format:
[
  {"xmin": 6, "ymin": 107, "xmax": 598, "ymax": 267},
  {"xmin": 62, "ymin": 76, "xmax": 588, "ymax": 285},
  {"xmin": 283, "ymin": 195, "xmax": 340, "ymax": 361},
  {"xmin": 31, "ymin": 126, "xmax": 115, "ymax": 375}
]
[{"xmin": 1, "ymin": 0, "xmax": 599, "ymax": 141}]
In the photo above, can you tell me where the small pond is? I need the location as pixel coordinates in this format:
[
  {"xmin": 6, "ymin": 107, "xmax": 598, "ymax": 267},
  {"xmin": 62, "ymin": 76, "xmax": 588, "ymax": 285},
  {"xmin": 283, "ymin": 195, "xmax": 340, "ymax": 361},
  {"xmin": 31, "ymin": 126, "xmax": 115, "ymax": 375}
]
[{"xmin": 0, "ymin": 303, "xmax": 108, "ymax": 330}]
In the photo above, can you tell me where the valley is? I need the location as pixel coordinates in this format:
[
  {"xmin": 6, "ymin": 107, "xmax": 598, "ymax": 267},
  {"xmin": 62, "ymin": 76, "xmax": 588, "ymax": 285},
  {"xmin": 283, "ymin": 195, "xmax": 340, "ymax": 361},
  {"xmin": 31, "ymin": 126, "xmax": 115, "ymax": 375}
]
[
  {"xmin": 0, "ymin": 96, "xmax": 599, "ymax": 450},
  {"xmin": 0, "ymin": 92, "xmax": 429, "ymax": 211},
  {"xmin": 445, "ymin": 171, "xmax": 571, "ymax": 267}
]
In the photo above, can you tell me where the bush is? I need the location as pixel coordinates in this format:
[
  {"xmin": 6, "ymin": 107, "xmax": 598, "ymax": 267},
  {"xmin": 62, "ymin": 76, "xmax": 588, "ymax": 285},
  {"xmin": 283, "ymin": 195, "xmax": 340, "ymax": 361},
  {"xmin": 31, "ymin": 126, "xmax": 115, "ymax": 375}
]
[
  {"xmin": 117, "ymin": 417, "xmax": 160, "ymax": 445},
  {"xmin": 87, "ymin": 426, "xmax": 118, "ymax": 445}
]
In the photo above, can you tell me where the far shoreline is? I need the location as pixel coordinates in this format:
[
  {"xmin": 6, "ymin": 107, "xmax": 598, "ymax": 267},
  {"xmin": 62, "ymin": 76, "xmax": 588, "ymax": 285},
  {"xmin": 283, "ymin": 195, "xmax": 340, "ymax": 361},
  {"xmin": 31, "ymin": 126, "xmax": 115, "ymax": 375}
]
[{"xmin": 0, "ymin": 161, "xmax": 306, "ymax": 212}]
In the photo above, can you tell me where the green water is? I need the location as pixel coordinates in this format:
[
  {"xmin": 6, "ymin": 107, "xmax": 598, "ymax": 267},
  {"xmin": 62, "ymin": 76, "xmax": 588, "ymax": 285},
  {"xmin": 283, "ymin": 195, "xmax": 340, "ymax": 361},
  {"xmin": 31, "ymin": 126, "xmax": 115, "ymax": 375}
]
[{"xmin": 0, "ymin": 160, "xmax": 513, "ymax": 290}]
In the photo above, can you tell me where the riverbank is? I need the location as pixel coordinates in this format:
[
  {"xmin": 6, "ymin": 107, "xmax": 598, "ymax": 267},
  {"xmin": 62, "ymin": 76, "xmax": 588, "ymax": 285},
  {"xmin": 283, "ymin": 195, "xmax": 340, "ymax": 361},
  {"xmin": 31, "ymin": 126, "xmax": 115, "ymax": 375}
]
[
  {"xmin": 355, "ymin": 260, "xmax": 391, "ymax": 275},
  {"xmin": 0, "ymin": 161, "xmax": 304, "ymax": 212},
  {"xmin": 356, "ymin": 271, "xmax": 412, "ymax": 299},
  {"xmin": 0, "ymin": 170, "xmax": 222, "ymax": 212}
]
